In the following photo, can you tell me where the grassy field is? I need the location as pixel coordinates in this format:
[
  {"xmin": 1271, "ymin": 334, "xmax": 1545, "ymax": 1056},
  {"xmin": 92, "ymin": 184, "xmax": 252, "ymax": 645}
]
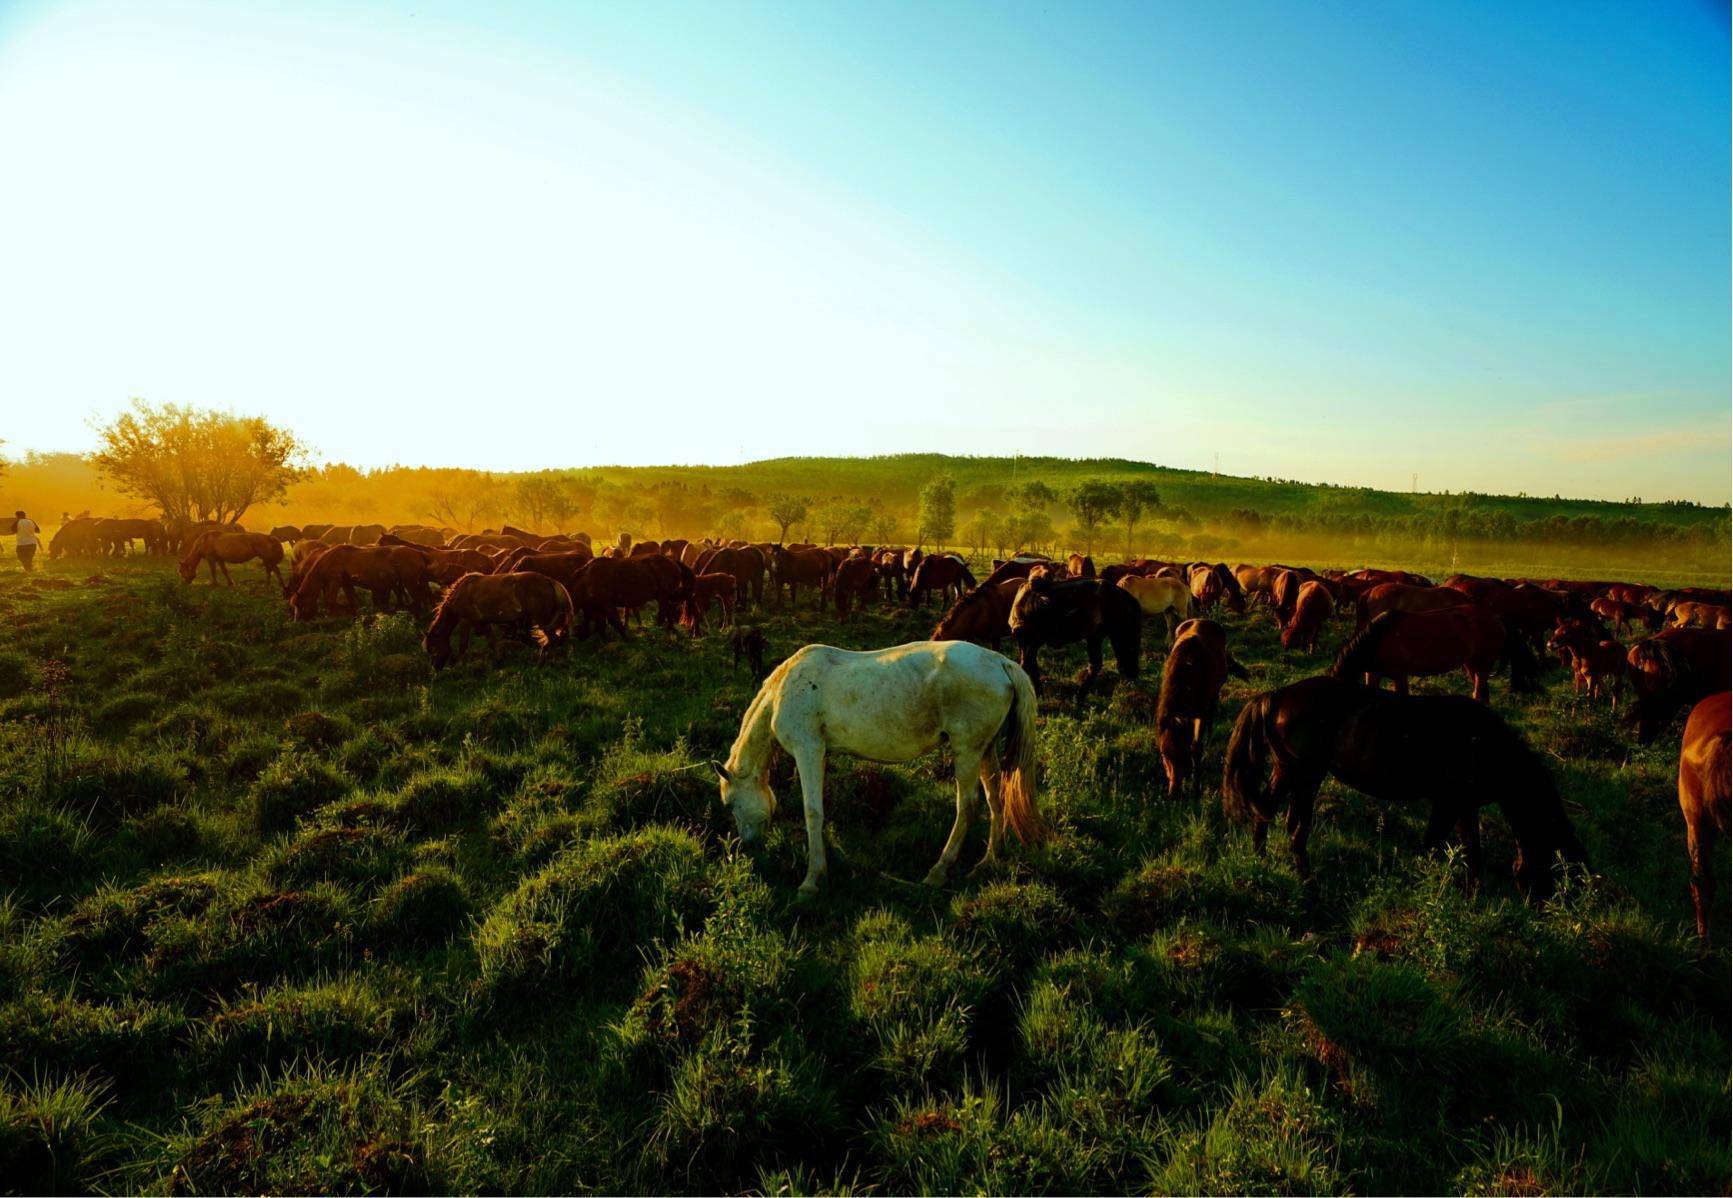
[{"xmin": 0, "ymin": 554, "xmax": 1725, "ymax": 1194}]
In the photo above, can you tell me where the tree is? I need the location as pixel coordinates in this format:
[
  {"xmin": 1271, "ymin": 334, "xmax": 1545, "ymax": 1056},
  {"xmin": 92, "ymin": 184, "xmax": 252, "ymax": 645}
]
[
  {"xmin": 427, "ymin": 471, "xmax": 508, "ymax": 529},
  {"xmin": 513, "ymin": 475, "xmax": 580, "ymax": 531},
  {"xmin": 1013, "ymin": 481, "xmax": 1058, "ymax": 514},
  {"xmin": 870, "ymin": 509, "xmax": 899, "ymax": 545},
  {"xmin": 818, "ymin": 501, "xmax": 872, "ymax": 546},
  {"xmin": 1118, "ymin": 480, "xmax": 1161, "ymax": 556},
  {"xmin": 91, "ymin": 400, "xmax": 309, "ymax": 524},
  {"xmin": 964, "ymin": 510, "xmax": 994, "ymax": 558},
  {"xmin": 917, "ymin": 476, "xmax": 956, "ymax": 548},
  {"xmin": 766, "ymin": 494, "xmax": 810, "ymax": 543},
  {"xmin": 1065, "ymin": 480, "xmax": 1121, "ymax": 555}
]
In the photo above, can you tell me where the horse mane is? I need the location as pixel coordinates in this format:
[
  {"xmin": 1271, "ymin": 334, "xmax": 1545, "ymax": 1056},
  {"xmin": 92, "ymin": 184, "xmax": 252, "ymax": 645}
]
[
  {"xmin": 426, "ymin": 570, "xmax": 483, "ymax": 635},
  {"xmin": 932, "ymin": 582, "xmax": 990, "ymax": 636},
  {"xmin": 1330, "ymin": 611, "xmax": 1404, "ymax": 681},
  {"xmin": 1629, "ymin": 635, "xmax": 1690, "ymax": 686}
]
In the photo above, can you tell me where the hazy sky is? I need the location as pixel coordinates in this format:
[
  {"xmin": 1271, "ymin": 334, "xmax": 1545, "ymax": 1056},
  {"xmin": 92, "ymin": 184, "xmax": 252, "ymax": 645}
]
[{"xmin": 1, "ymin": 0, "xmax": 1727, "ymax": 501}]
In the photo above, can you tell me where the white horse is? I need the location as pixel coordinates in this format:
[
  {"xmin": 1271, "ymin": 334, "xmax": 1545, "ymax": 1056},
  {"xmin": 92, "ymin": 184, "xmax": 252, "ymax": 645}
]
[{"xmin": 712, "ymin": 640, "xmax": 1043, "ymax": 894}]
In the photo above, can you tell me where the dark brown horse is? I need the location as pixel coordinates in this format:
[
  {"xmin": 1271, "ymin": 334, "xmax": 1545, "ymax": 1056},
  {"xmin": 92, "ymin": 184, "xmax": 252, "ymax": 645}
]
[
  {"xmin": 832, "ymin": 555, "xmax": 878, "ymax": 621},
  {"xmin": 1626, "ymin": 628, "xmax": 1733, "ymax": 743},
  {"xmin": 1331, "ymin": 607, "xmax": 1533, "ymax": 702},
  {"xmin": 931, "ymin": 578, "xmax": 1026, "ymax": 649},
  {"xmin": 689, "ymin": 572, "xmax": 738, "ymax": 631},
  {"xmin": 1678, "ymin": 691, "xmax": 1731, "ymax": 942},
  {"xmin": 1281, "ymin": 579, "xmax": 1334, "ymax": 652},
  {"xmin": 1222, "ymin": 675, "xmax": 1586, "ymax": 896},
  {"xmin": 1189, "ymin": 564, "xmax": 1223, "ymax": 612},
  {"xmin": 1355, "ymin": 581, "xmax": 1471, "ymax": 629},
  {"xmin": 565, "ymin": 554, "xmax": 689, "ymax": 639},
  {"xmin": 1156, "ymin": 618, "xmax": 1246, "ymax": 797},
  {"xmin": 769, "ymin": 545, "xmax": 836, "ymax": 609},
  {"xmin": 906, "ymin": 553, "xmax": 977, "ymax": 608},
  {"xmin": 377, "ymin": 535, "xmax": 497, "ymax": 584},
  {"xmin": 1008, "ymin": 576, "xmax": 1142, "ymax": 696},
  {"xmin": 288, "ymin": 544, "xmax": 432, "ymax": 619},
  {"xmin": 698, "ymin": 545, "xmax": 766, "ymax": 606},
  {"xmin": 423, "ymin": 571, "xmax": 574, "ymax": 670}
]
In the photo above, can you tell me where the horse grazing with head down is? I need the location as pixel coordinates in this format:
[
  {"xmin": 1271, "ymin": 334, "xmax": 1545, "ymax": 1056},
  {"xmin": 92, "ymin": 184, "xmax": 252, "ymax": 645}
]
[
  {"xmin": 1222, "ymin": 675, "xmax": 1586, "ymax": 898},
  {"xmin": 422, "ymin": 571, "xmax": 574, "ymax": 670},
  {"xmin": 179, "ymin": 531, "xmax": 285, "ymax": 590},
  {"xmin": 906, "ymin": 554, "xmax": 977, "ymax": 609},
  {"xmin": 1281, "ymin": 580, "xmax": 1334, "ymax": 652},
  {"xmin": 288, "ymin": 545, "xmax": 432, "ymax": 620},
  {"xmin": 832, "ymin": 555, "xmax": 879, "ymax": 621},
  {"xmin": 1116, "ymin": 573, "xmax": 1194, "ymax": 640},
  {"xmin": 1331, "ymin": 607, "xmax": 1533, "ymax": 703},
  {"xmin": 932, "ymin": 579, "xmax": 1026, "ymax": 649},
  {"xmin": 1625, "ymin": 628, "xmax": 1732, "ymax": 744},
  {"xmin": 712, "ymin": 640, "xmax": 1042, "ymax": 894},
  {"xmin": 769, "ymin": 545, "xmax": 836, "ymax": 609},
  {"xmin": 1156, "ymin": 618, "xmax": 1247, "ymax": 798},
  {"xmin": 1010, "ymin": 576, "xmax": 1142, "ymax": 696},
  {"xmin": 1546, "ymin": 618, "xmax": 1626, "ymax": 710},
  {"xmin": 1678, "ymin": 691, "xmax": 1731, "ymax": 942},
  {"xmin": 688, "ymin": 572, "xmax": 738, "ymax": 631}
]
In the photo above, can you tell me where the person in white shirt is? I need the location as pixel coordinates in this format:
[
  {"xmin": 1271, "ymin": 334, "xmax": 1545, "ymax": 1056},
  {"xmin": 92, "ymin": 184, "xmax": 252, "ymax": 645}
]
[{"xmin": 12, "ymin": 511, "xmax": 39, "ymax": 572}]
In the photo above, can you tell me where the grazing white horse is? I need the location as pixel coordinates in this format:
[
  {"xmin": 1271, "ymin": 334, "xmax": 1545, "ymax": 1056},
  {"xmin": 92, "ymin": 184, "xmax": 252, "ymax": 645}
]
[
  {"xmin": 712, "ymin": 640, "xmax": 1043, "ymax": 894},
  {"xmin": 1118, "ymin": 574, "xmax": 1194, "ymax": 640}
]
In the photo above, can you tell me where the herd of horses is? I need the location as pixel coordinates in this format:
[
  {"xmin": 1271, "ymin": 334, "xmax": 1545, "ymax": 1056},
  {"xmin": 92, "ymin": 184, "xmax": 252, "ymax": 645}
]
[{"xmin": 43, "ymin": 512, "xmax": 1733, "ymax": 941}]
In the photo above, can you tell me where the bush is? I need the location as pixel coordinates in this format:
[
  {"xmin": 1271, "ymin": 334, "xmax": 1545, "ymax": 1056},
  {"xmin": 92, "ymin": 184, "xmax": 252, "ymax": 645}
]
[
  {"xmin": 474, "ymin": 827, "xmax": 717, "ymax": 1005},
  {"xmin": 249, "ymin": 755, "xmax": 352, "ymax": 837}
]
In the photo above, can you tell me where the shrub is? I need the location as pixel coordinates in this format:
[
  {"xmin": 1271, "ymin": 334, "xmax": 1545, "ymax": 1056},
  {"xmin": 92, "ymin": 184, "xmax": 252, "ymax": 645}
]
[{"xmin": 474, "ymin": 827, "xmax": 716, "ymax": 1004}]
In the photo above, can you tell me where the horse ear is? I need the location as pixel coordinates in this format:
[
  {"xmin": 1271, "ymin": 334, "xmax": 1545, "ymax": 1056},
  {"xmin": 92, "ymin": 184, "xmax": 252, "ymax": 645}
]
[{"xmin": 710, "ymin": 759, "xmax": 733, "ymax": 782}]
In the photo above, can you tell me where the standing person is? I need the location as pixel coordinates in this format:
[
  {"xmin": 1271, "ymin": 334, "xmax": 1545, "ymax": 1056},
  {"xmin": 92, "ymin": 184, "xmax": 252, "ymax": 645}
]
[{"xmin": 13, "ymin": 511, "xmax": 39, "ymax": 572}]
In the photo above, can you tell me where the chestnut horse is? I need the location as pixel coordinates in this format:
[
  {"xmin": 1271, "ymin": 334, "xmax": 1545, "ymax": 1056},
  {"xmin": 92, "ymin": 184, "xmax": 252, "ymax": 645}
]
[
  {"xmin": 1189, "ymin": 564, "xmax": 1223, "ymax": 612},
  {"xmin": 566, "ymin": 554, "xmax": 689, "ymax": 639},
  {"xmin": 1590, "ymin": 596, "xmax": 1657, "ymax": 635},
  {"xmin": 931, "ymin": 578, "xmax": 1026, "ymax": 649},
  {"xmin": 833, "ymin": 555, "xmax": 879, "ymax": 621},
  {"xmin": 1626, "ymin": 628, "xmax": 1732, "ymax": 743},
  {"xmin": 1156, "ymin": 618, "xmax": 1246, "ymax": 797},
  {"xmin": 769, "ymin": 545, "xmax": 836, "ymax": 609},
  {"xmin": 1355, "ymin": 582, "xmax": 1470, "ymax": 629},
  {"xmin": 422, "ymin": 571, "xmax": 575, "ymax": 670},
  {"xmin": 906, "ymin": 554, "xmax": 977, "ymax": 609},
  {"xmin": 1546, "ymin": 619, "xmax": 1625, "ymax": 710},
  {"xmin": 1331, "ymin": 607, "xmax": 1533, "ymax": 703},
  {"xmin": 689, "ymin": 572, "xmax": 738, "ymax": 631},
  {"xmin": 288, "ymin": 544, "xmax": 432, "ymax": 619},
  {"xmin": 1009, "ymin": 576, "xmax": 1142, "ymax": 696},
  {"xmin": 1222, "ymin": 675, "xmax": 1586, "ymax": 897},
  {"xmin": 378, "ymin": 535, "xmax": 496, "ymax": 585},
  {"xmin": 178, "ymin": 531, "xmax": 285, "ymax": 590},
  {"xmin": 1281, "ymin": 580, "xmax": 1334, "ymax": 652},
  {"xmin": 1678, "ymin": 691, "xmax": 1731, "ymax": 942}
]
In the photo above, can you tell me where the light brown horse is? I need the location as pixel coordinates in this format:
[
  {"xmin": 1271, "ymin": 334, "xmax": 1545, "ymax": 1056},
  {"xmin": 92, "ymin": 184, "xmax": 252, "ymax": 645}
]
[
  {"xmin": 1670, "ymin": 601, "xmax": 1731, "ymax": 631},
  {"xmin": 1590, "ymin": 596, "xmax": 1657, "ymax": 635},
  {"xmin": 1155, "ymin": 618, "xmax": 1245, "ymax": 797},
  {"xmin": 423, "ymin": 571, "xmax": 575, "ymax": 670},
  {"xmin": 1332, "ymin": 607, "xmax": 1531, "ymax": 703},
  {"xmin": 178, "ymin": 531, "xmax": 285, "ymax": 590},
  {"xmin": 1678, "ymin": 691, "xmax": 1731, "ymax": 943},
  {"xmin": 1189, "ymin": 563, "xmax": 1223, "ymax": 612},
  {"xmin": 288, "ymin": 544, "xmax": 432, "ymax": 619}
]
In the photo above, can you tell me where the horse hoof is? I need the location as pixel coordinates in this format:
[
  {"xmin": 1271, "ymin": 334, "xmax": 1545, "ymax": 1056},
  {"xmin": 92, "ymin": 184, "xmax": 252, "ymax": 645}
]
[{"xmin": 921, "ymin": 868, "xmax": 949, "ymax": 888}]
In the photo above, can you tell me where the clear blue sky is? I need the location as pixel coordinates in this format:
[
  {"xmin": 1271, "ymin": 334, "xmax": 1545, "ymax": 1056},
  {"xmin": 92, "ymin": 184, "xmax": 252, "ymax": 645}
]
[{"xmin": 0, "ymin": 0, "xmax": 1726, "ymax": 501}]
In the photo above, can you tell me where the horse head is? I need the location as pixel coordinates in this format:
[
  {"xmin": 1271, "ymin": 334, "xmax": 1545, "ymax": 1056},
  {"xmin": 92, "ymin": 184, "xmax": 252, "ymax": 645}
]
[{"xmin": 711, "ymin": 759, "xmax": 775, "ymax": 843}]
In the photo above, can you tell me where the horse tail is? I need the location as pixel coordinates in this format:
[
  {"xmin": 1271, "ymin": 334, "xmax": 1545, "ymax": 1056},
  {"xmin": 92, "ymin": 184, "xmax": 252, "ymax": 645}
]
[
  {"xmin": 1331, "ymin": 611, "xmax": 1400, "ymax": 681},
  {"xmin": 545, "ymin": 580, "xmax": 576, "ymax": 647},
  {"xmin": 998, "ymin": 659, "xmax": 1046, "ymax": 844},
  {"xmin": 1221, "ymin": 692, "xmax": 1274, "ymax": 825},
  {"xmin": 960, "ymin": 563, "xmax": 978, "ymax": 589}
]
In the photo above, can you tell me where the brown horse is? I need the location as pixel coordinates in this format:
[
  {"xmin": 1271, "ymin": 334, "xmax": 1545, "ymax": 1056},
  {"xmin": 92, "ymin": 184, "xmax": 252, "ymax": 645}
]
[
  {"xmin": 1678, "ymin": 691, "xmax": 1731, "ymax": 942},
  {"xmin": 378, "ymin": 536, "xmax": 497, "ymax": 585},
  {"xmin": 1331, "ymin": 607, "xmax": 1533, "ymax": 703},
  {"xmin": 769, "ymin": 545, "xmax": 836, "ymax": 609},
  {"xmin": 931, "ymin": 579, "xmax": 1026, "ymax": 649},
  {"xmin": 1066, "ymin": 553, "xmax": 1096, "ymax": 579},
  {"xmin": 287, "ymin": 539, "xmax": 332, "ymax": 593},
  {"xmin": 906, "ymin": 553, "xmax": 977, "ymax": 609},
  {"xmin": 1626, "ymin": 628, "xmax": 1733, "ymax": 743},
  {"xmin": 1156, "ymin": 618, "xmax": 1246, "ymax": 797},
  {"xmin": 1281, "ymin": 579, "xmax": 1334, "ymax": 652},
  {"xmin": 980, "ymin": 555, "xmax": 1049, "ymax": 588},
  {"xmin": 697, "ymin": 545, "xmax": 766, "ymax": 606},
  {"xmin": 566, "ymin": 554, "xmax": 688, "ymax": 639},
  {"xmin": 1009, "ymin": 576, "xmax": 1142, "ymax": 696},
  {"xmin": 1590, "ymin": 596, "xmax": 1657, "ymax": 635},
  {"xmin": 689, "ymin": 572, "xmax": 738, "ymax": 631},
  {"xmin": 1356, "ymin": 581, "xmax": 1471, "ymax": 628},
  {"xmin": 1222, "ymin": 675, "xmax": 1585, "ymax": 896},
  {"xmin": 288, "ymin": 544, "xmax": 432, "ymax": 619},
  {"xmin": 1546, "ymin": 619, "xmax": 1626, "ymax": 710},
  {"xmin": 179, "ymin": 531, "xmax": 286, "ymax": 590},
  {"xmin": 422, "ymin": 571, "xmax": 575, "ymax": 670},
  {"xmin": 833, "ymin": 555, "xmax": 878, "ymax": 621},
  {"xmin": 1189, "ymin": 564, "xmax": 1223, "ymax": 612}
]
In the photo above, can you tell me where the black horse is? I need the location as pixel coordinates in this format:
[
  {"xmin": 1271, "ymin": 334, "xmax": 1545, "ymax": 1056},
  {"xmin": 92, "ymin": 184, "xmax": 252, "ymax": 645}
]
[
  {"xmin": 1221, "ymin": 675, "xmax": 1586, "ymax": 898},
  {"xmin": 1007, "ymin": 577, "xmax": 1142, "ymax": 697}
]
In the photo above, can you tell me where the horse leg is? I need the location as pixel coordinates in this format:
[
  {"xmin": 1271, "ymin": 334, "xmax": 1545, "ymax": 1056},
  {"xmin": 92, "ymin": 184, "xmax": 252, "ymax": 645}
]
[
  {"xmin": 219, "ymin": 560, "xmax": 234, "ymax": 586},
  {"xmin": 1457, "ymin": 812, "xmax": 1483, "ymax": 885},
  {"xmin": 926, "ymin": 743, "xmax": 987, "ymax": 886},
  {"xmin": 792, "ymin": 746, "xmax": 829, "ymax": 895},
  {"xmin": 1020, "ymin": 646, "xmax": 1043, "ymax": 696},
  {"xmin": 1190, "ymin": 716, "xmax": 1207, "ymax": 796},
  {"xmin": 1469, "ymin": 668, "xmax": 1489, "ymax": 703},
  {"xmin": 1277, "ymin": 767, "xmax": 1320, "ymax": 882},
  {"xmin": 1392, "ymin": 674, "xmax": 1409, "ymax": 697},
  {"xmin": 1686, "ymin": 811, "xmax": 1712, "ymax": 943},
  {"xmin": 456, "ymin": 622, "xmax": 474, "ymax": 663},
  {"xmin": 977, "ymin": 757, "xmax": 1005, "ymax": 864},
  {"xmin": 1080, "ymin": 634, "xmax": 1104, "ymax": 699}
]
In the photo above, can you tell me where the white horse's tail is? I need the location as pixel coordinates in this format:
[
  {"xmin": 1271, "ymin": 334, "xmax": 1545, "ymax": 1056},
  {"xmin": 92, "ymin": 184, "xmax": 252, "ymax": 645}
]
[{"xmin": 998, "ymin": 659, "xmax": 1046, "ymax": 843}]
